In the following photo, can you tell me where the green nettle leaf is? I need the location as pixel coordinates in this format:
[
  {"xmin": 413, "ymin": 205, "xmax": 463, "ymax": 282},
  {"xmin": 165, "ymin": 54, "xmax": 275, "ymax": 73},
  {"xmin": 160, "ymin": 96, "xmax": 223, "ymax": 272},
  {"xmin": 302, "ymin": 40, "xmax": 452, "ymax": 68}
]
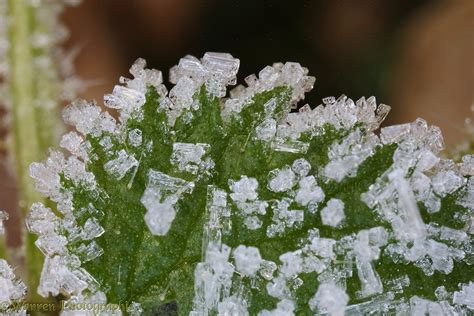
[{"xmin": 26, "ymin": 53, "xmax": 473, "ymax": 315}]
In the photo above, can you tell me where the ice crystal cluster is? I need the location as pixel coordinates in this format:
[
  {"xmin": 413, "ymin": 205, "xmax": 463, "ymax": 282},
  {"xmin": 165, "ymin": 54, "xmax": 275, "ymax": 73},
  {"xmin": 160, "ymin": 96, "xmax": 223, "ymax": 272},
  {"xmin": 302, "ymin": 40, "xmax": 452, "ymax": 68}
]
[
  {"xmin": 25, "ymin": 52, "xmax": 473, "ymax": 315},
  {"xmin": 0, "ymin": 211, "xmax": 27, "ymax": 315}
]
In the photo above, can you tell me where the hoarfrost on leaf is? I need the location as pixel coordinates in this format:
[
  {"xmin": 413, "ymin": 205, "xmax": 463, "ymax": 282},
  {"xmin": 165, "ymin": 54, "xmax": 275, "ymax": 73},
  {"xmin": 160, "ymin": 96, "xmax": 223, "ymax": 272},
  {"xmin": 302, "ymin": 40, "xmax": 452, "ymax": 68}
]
[{"xmin": 24, "ymin": 52, "xmax": 474, "ymax": 314}]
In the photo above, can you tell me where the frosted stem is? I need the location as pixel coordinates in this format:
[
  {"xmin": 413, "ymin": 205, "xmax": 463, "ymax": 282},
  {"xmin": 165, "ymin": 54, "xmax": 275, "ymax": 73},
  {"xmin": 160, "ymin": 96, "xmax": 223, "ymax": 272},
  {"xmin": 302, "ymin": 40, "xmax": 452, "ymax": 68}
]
[{"xmin": 7, "ymin": 0, "xmax": 51, "ymax": 302}]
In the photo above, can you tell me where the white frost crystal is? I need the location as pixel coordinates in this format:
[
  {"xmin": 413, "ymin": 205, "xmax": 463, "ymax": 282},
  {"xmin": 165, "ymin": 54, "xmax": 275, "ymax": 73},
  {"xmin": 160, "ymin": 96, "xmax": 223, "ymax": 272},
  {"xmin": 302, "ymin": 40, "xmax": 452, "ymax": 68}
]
[
  {"xmin": 295, "ymin": 176, "xmax": 324, "ymax": 209},
  {"xmin": 104, "ymin": 149, "xmax": 139, "ymax": 180},
  {"xmin": 267, "ymin": 198, "xmax": 304, "ymax": 237},
  {"xmin": 0, "ymin": 260, "xmax": 26, "ymax": 307},
  {"xmin": 0, "ymin": 210, "xmax": 8, "ymax": 235},
  {"xmin": 192, "ymin": 243, "xmax": 236, "ymax": 315},
  {"xmin": 128, "ymin": 128, "xmax": 143, "ymax": 147},
  {"xmin": 310, "ymin": 283, "xmax": 349, "ymax": 315},
  {"xmin": 267, "ymin": 166, "xmax": 297, "ymax": 193},
  {"xmin": 354, "ymin": 229, "xmax": 384, "ymax": 298},
  {"xmin": 217, "ymin": 296, "xmax": 249, "ymax": 316},
  {"xmin": 320, "ymin": 198, "xmax": 345, "ymax": 227},
  {"xmin": 258, "ymin": 299, "xmax": 295, "ymax": 316},
  {"xmin": 171, "ymin": 142, "xmax": 213, "ymax": 175},
  {"xmin": 0, "ymin": 212, "xmax": 26, "ymax": 310},
  {"xmin": 453, "ymin": 282, "xmax": 474, "ymax": 309},
  {"xmin": 233, "ymin": 245, "xmax": 262, "ymax": 277},
  {"xmin": 229, "ymin": 176, "xmax": 259, "ymax": 202},
  {"xmin": 432, "ymin": 170, "xmax": 464, "ymax": 196},
  {"xmin": 324, "ymin": 129, "xmax": 378, "ymax": 182},
  {"xmin": 141, "ymin": 170, "xmax": 194, "ymax": 236}
]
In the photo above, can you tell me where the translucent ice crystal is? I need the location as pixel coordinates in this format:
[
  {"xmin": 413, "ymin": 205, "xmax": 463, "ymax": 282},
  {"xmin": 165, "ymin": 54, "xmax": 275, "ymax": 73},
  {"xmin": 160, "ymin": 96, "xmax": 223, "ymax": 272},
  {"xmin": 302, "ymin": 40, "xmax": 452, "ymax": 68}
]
[
  {"xmin": 192, "ymin": 243, "xmax": 235, "ymax": 315},
  {"xmin": 320, "ymin": 198, "xmax": 345, "ymax": 227},
  {"xmin": 217, "ymin": 295, "xmax": 249, "ymax": 316},
  {"xmin": 324, "ymin": 129, "xmax": 378, "ymax": 182},
  {"xmin": 38, "ymin": 255, "xmax": 95, "ymax": 297},
  {"xmin": 354, "ymin": 230, "xmax": 384, "ymax": 298},
  {"xmin": 388, "ymin": 169, "xmax": 427, "ymax": 240},
  {"xmin": 255, "ymin": 118, "xmax": 277, "ymax": 141},
  {"xmin": 171, "ymin": 142, "xmax": 212, "ymax": 175},
  {"xmin": 60, "ymin": 131, "xmax": 89, "ymax": 161},
  {"xmin": 229, "ymin": 176, "xmax": 259, "ymax": 202},
  {"xmin": 267, "ymin": 198, "xmax": 304, "ymax": 237},
  {"xmin": 432, "ymin": 170, "xmax": 464, "ymax": 197},
  {"xmin": 460, "ymin": 155, "xmax": 474, "ymax": 176},
  {"xmin": 63, "ymin": 99, "xmax": 117, "ymax": 137},
  {"xmin": 203, "ymin": 186, "xmax": 231, "ymax": 248},
  {"xmin": 267, "ymin": 166, "xmax": 297, "ymax": 193},
  {"xmin": 128, "ymin": 128, "xmax": 143, "ymax": 147},
  {"xmin": 82, "ymin": 217, "xmax": 105, "ymax": 240},
  {"xmin": 25, "ymin": 203, "xmax": 59, "ymax": 235},
  {"xmin": 104, "ymin": 149, "xmax": 139, "ymax": 180},
  {"xmin": 141, "ymin": 170, "xmax": 194, "ymax": 235},
  {"xmin": 104, "ymin": 85, "xmax": 146, "ymax": 121},
  {"xmin": 222, "ymin": 61, "xmax": 314, "ymax": 119}
]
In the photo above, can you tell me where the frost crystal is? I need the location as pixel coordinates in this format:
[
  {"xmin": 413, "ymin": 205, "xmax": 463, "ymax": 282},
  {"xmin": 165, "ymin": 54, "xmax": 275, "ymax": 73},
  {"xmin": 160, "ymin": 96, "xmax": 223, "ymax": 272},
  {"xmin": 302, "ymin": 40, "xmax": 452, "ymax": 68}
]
[
  {"xmin": 310, "ymin": 282, "xmax": 348, "ymax": 315},
  {"xmin": 258, "ymin": 299, "xmax": 295, "ymax": 316},
  {"xmin": 267, "ymin": 167, "xmax": 297, "ymax": 192},
  {"xmin": 0, "ymin": 260, "xmax": 26, "ymax": 307},
  {"xmin": 233, "ymin": 245, "xmax": 263, "ymax": 277},
  {"xmin": 229, "ymin": 176, "xmax": 259, "ymax": 202},
  {"xmin": 453, "ymin": 282, "xmax": 474, "ymax": 309},
  {"xmin": 0, "ymin": 210, "xmax": 8, "ymax": 235},
  {"xmin": 104, "ymin": 149, "xmax": 139, "ymax": 180},
  {"xmin": 141, "ymin": 170, "xmax": 194, "ymax": 236},
  {"xmin": 320, "ymin": 198, "xmax": 345, "ymax": 227},
  {"xmin": 171, "ymin": 142, "xmax": 213, "ymax": 175},
  {"xmin": 324, "ymin": 129, "xmax": 378, "ymax": 181},
  {"xmin": 267, "ymin": 199, "xmax": 304, "ymax": 237}
]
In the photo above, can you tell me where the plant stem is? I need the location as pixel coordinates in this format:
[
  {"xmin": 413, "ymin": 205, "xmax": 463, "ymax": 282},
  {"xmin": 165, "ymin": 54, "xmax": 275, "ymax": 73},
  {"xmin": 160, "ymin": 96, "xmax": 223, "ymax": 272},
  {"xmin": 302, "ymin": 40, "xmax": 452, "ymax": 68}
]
[
  {"xmin": 8, "ymin": 0, "xmax": 47, "ymax": 303},
  {"xmin": 0, "ymin": 235, "xmax": 6, "ymax": 261}
]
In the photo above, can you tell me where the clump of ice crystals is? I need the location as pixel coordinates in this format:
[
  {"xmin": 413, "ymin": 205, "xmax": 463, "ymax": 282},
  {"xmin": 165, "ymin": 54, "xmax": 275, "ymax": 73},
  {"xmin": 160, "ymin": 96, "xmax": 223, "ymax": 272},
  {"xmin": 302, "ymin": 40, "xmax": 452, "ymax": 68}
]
[
  {"xmin": 141, "ymin": 170, "xmax": 194, "ymax": 236},
  {"xmin": 320, "ymin": 198, "xmax": 345, "ymax": 227},
  {"xmin": 25, "ymin": 52, "xmax": 473, "ymax": 314},
  {"xmin": 0, "ymin": 260, "xmax": 27, "ymax": 308},
  {"xmin": 0, "ymin": 213, "xmax": 26, "ymax": 312},
  {"xmin": 233, "ymin": 245, "xmax": 263, "ymax": 277},
  {"xmin": 310, "ymin": 282, "xmax": 349, "ymax": 315}
]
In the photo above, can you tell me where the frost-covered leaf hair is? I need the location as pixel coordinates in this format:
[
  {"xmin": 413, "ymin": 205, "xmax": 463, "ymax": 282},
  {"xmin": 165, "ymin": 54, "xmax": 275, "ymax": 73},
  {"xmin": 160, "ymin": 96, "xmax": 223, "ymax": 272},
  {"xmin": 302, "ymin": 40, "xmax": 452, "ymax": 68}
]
[{"xmin": 28, "ymin": 53, "xmax": 473, "ymax": 315}]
